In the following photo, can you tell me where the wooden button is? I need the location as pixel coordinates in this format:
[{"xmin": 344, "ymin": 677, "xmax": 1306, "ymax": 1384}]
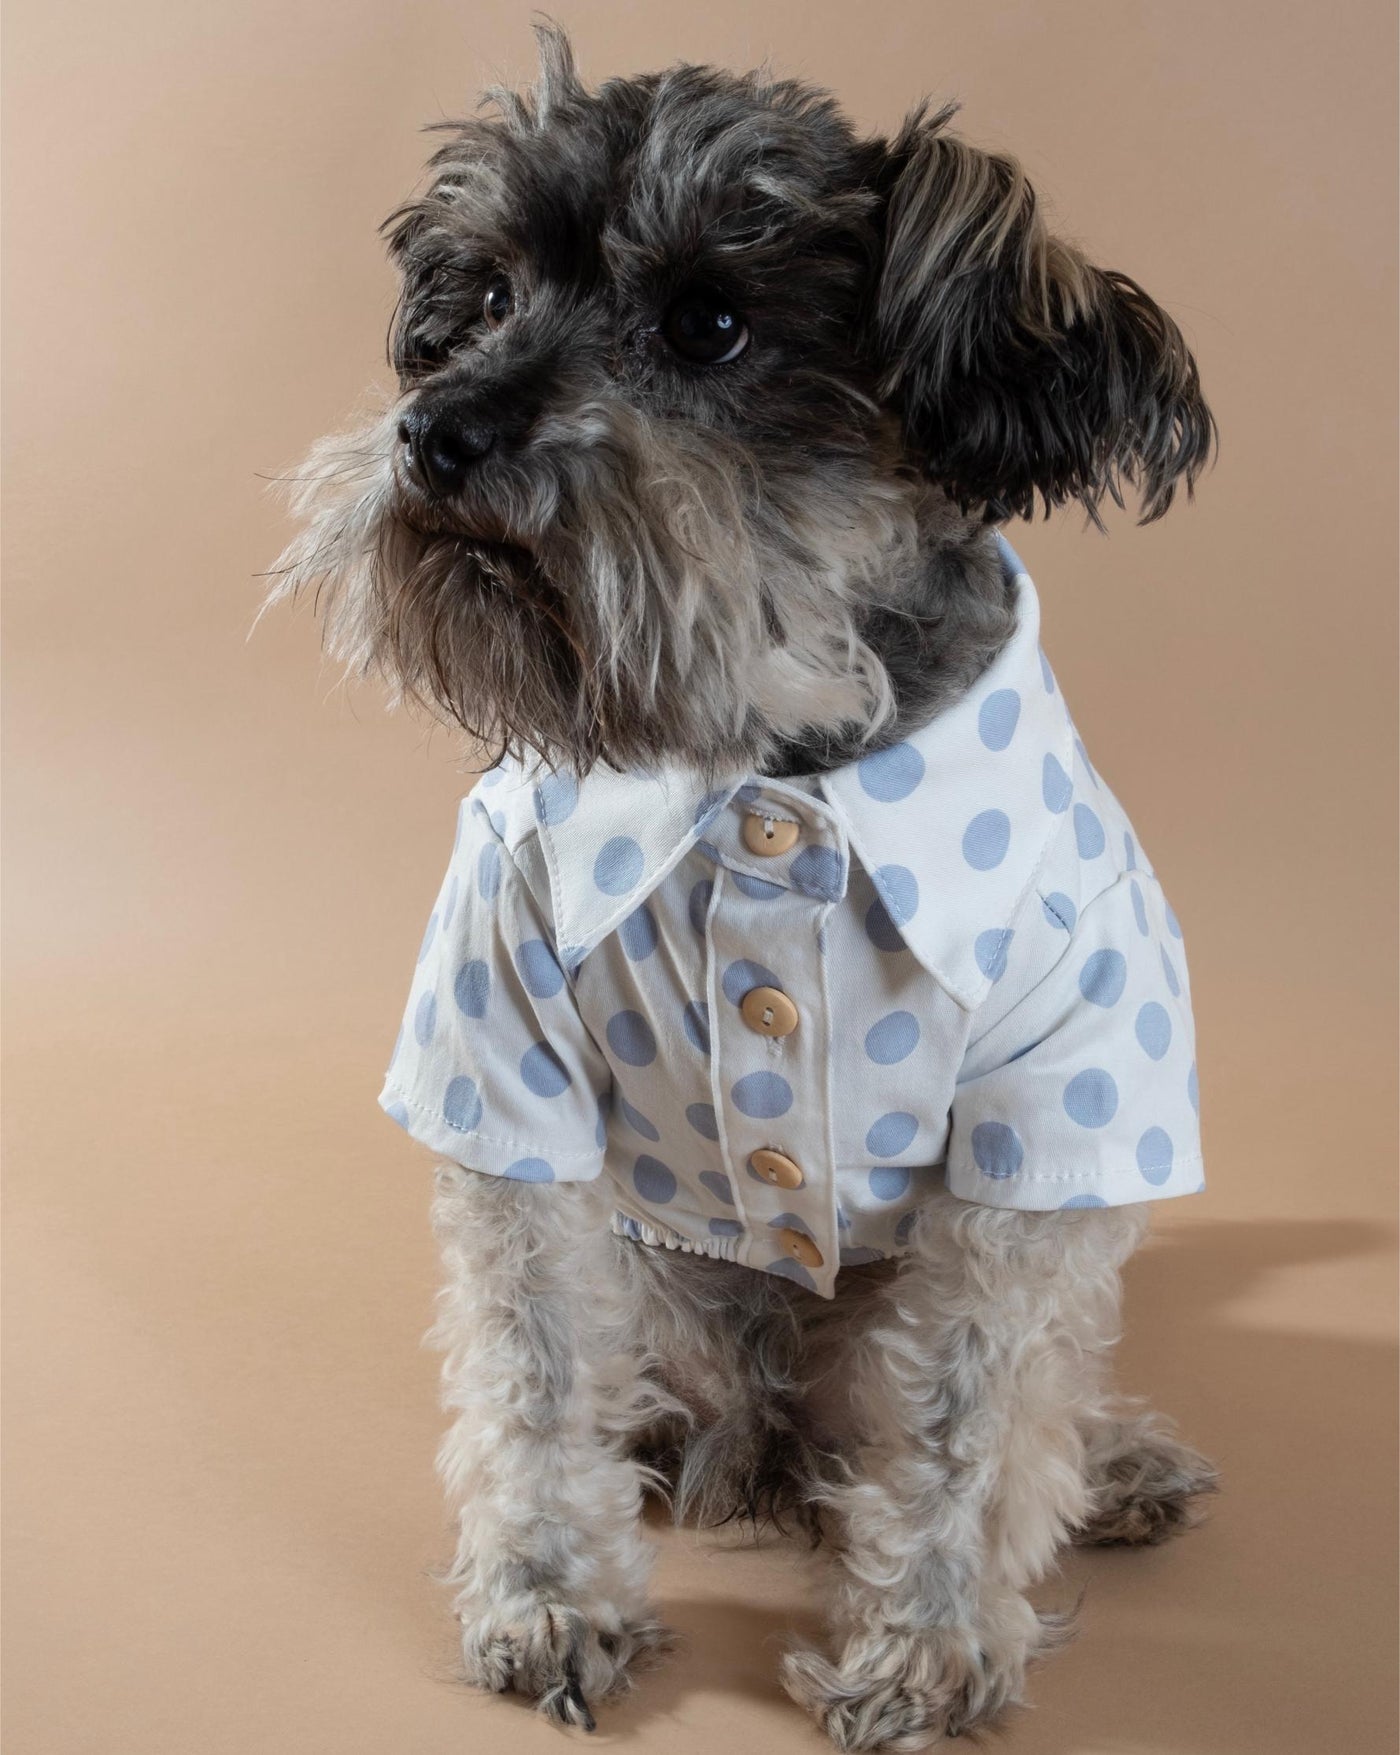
[
  {"xmin": 748, "ymin": 1148, "xmax": 805, "ymax": 1190},
  {"xmin": 739, "ymin": 985, "xmax": 799, "ymax": 1038},
  {"xmin": 775, "ymin": 1228, "xmax": 824, "ymax": 1270},
  {"xmin": 741, "ymin": 813, "xmax": 800, "ymax": 857}
]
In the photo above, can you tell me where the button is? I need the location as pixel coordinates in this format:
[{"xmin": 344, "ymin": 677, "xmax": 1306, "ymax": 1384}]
[
  {"xmin": 775, "ymin": 1227, "xmax": 824, "ymax": 1270},
  {"xmin": 742, "ymin": 813, "xmax": 800, "ymax": 857},
  {"xmin": 748, "ymin": 1148, "xmax": 805, "ymax": 1189},
  {"xmin": 740, "ymin": 985, "xmax": 799, "ymax": 1039}
]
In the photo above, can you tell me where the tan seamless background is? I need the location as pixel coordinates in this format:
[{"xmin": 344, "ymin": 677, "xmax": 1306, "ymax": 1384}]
[{"xmin": 4, "ymin": 3, "xmax": 1397, "ymax": 1752}]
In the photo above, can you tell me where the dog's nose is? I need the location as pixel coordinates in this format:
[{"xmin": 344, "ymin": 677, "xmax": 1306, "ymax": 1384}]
[{"xmin": 397, "ymin": 409, "xmax": 496, "ymax": 497}]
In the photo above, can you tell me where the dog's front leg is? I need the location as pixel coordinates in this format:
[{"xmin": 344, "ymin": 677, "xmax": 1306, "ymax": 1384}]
[
  {"xmin": 431, "ymin": 1164, "xmax": 666, "ymax": 1729},
  {"xmin": 784, "ymin": 1193, "xmax": 1145, "ymax": 1752}
]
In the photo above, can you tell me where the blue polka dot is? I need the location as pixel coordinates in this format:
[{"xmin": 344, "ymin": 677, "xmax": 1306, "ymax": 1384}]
[
  {"xmin": 731, "ymin": 871, "xmax": 786, "ymax": 900},
  {"xmin": 790, "ymin": 843, "xmax": 843, "ymax": 900},
  {"xmin": 633, "ymin": 1155, "xmax": 677, "ymax": 1204},
  {"xmin": 974, "ymin": 928, "xmax": 1013, "ymax": 982},
  {"xmin": 874, "ymin": 863, "xmax": 919, "ymax": 925},
  {"xmin": 417, "ymin": 912, "xmax": 439, "ymax": 964},
  {"xmin": 1137, "ymin": 1127, "xmax": 1174, "ymax": 1185},
  {"xmin": 477, "ymin": 842, "xmax": 502, "ymax": 901},
  {"xmin": 1079, "ymin": 949, "xmax": 1127, "ymax": 1008},
  {"xmin": 709, "ymin": 1218, "xmax": 744, "ymax": 1238},
  {"xmin": 617, "ymin": 1094, "xmax": 660, "ymax": 1141},
  {"xmin": 865, "ymin": 1011, "xmax": 920, "ymax": 1065},
  {"xmin": 1039, "ymin": 651, "xmax": 1056, "ymax": 693},
  {"xmin": 1123, "ymin": 831, "xmax": 1137, "ymax": 870},
  {"xmin": 722, "ymin": 958, "xmax": 782, "ymax": 1005},
  {"xmin": 768, "ymin": 1211, "xmax": 813, "ymax": 1237},
  {"xmin": 1131, "ymin": 881, "xmax": 1149, "ymax": 936},
  {"xmin": 441, "ymin": 874, "xmax": 459, "ymax": 929},
  {"xmin": 682, "ymin": 999, "xmax": 711, "ymax": 1054},
  {"xmin": 1064, "ymin": 1069, "xmax": 1118, "ymax": 1128},
  {"xmin": 594, "ymin": 835, "xmax": 644, "ymax": 895},
  {"xmin": 1135, "ymin": 1002, "xmax": 1173, "ymax": 1060},
  {"xmin": 532, "ymin": 772, "xmax": 578, "ymax": 826},
  {"xmin": 686, "ymin": 1101, "xmax": 720, "ymax": 1141},
  {"xmin": 699, "ymin": 1170, "xmax": 735, "ymax": 1206},
  {"xmin": 767, "ymin": 1257, "xmax": 816, "ymax": 1290},
  {"xmin": 618, "ymin": 904, "xmax": 659, "ymax": 961},
  {"xmin": 413, "ymin": 990, "xmax": 437, "ymax": 1047},
  {"xmin": 731, "ymin": 1071, "xmax": 793, "ymax": 1118},
  {"xmin": 1165, "ymin": 901, "xmax": 1183, "ymax": 939},
  {"xmin": 688, "ymin": 879, "xmax": 713, "ymax": 935},
  {"xmin": 384, "ymin": 1101, "xmax": 410, "ymax": 1129},
  {"xmin": 478, "ymin": 764, "xmax": 506, "ymax": 788},
  {"xmin": 866, "ymin": 1111, "xmax": 918, "ymax": 1156},
  {"xmin": 1061, "ymin": 1192, "xmax": 1108, "ymax": 1209},
  {"xmin": 606, "ymin": 1010, "xmax": 657, "ymax": 1066},
  {"xmin": 1076, "ymin": 738, "xmax": 1099, "ymax": 785},
  {"xmin": 520, "ymin": 1041, "xmax": 571, "ymax": 1097},
  {"xmin": 1042, "ymin": 754, "xmax": 1073, "ymax": 814},
  {"xmin": 1187, "ymin": 1062, "xmax": 1200, "ymax": 1114},
  {"xmin": 1161, "ymin": 948, "xmax": 1182, "ymax": 997},
  {"xmin": 894, "ymin": 1210, "xmax": 920, "ymax": 1246},
  {"xmin": 962, "ymin": 810, "xmax": 1011, "ymax": 871},
  {"xmin": 978, "ymin": 689, "xmax": 1022, "ymax": 751},
  {"xmin": 865, "ymin": 896, "xmax": 905, "ymax": 953},
  {"xmin": 734, "ymin": 782, "xmax": 762, "ymax": 805},
  {"xmin": 858, "ymin": 741, "xmax": 925, "ymax": 801},
  {"xmin": 971, "ymin": 1121, "xmax": 1024, "ymax": 1179},
  {"xmin": 504, "ymin": 1157, "xmax": 555, "ymax": 1182},
  {"xmin": 443, "ymin": 1076, "xmax": 483, "ymax": 1132},
  {"xmin": 454, "ymin": 960, "xmax": 490, "ymax": 1019},
  {"xmin": 869, "ymin": 1163, "xmax": 912, "ymax": 1201},
  {"xmin": 514, "ymin": 939, "xmax": 564, "ymax": 998},
  {"xmin": 1042, "ymin": 893, "xmax": 1077, "ymax": 932},
  {"xmin": 1073, "ymin": 804, "xmax": 1106, "ymax": 860},
  {"xmin": 840, "ymin": 1246, "xmax": 886, "ymax": 1267}
]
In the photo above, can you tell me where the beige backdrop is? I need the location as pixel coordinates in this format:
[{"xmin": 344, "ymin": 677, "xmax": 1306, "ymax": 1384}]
[{"xmin": 4, "ymin": 3, "xmax": 1397, "ymax": 1752}]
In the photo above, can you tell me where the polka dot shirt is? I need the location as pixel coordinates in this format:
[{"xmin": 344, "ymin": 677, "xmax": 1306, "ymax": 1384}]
[{"xmin": 382, "ymin": 538, "xmax": 1205, "ymax": 1298}]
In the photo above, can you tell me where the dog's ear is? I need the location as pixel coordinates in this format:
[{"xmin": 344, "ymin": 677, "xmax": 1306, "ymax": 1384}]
[{"xmin": 868, "ymin": 104, "xmax": 1214, "ymax": 523}]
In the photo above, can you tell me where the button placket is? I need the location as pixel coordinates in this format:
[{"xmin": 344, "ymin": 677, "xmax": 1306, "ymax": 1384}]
[{"xmin": 705, "ymin": 844, "xmax": 839, "ymax": 1293}]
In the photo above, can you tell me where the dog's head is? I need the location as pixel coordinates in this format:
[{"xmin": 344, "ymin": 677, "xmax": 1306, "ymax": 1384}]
[{"xmin": 275, "ymin": 26, "xmax": 1212, "ymax": 775}]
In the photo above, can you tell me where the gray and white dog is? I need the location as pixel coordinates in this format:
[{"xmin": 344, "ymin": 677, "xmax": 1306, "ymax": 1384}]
[{"xmin": 275, "ymin": 27, "xmax": 1218, "ymax": 1750}]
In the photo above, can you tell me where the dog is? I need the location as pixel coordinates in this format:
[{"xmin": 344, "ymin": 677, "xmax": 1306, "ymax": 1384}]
[{"xmin": 273, "ymin": 26, "xmax": 1219, "ymax": 1749}]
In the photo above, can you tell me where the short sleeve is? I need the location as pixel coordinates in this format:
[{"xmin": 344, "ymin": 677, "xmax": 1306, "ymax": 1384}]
[
  {"xmin": 946, "ymin": 873, "xmax": 1203, "ymax": 1210},
  {"xmin": 379, "ymin": 800, "xmax": 612, "ymax": 1182}
]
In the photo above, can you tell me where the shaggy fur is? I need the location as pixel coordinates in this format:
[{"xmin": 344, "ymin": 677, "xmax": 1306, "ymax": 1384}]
[{"xmin": 275, "ymin": 27, "xmax": 1217, "ymax": 1748}]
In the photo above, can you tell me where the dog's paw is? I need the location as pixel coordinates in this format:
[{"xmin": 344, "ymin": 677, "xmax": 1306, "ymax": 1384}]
[
  {"xmin": 1077, "ymin": 1430, "xmax": 1220, "ymax": 1546},
  {"xmin": 460, "ymin": 1598, "xmax": 670, "ymax": 1729},
  {"xmin": 781, "ymin": 1621, "xmax": 1031, "ymax": 1751}
]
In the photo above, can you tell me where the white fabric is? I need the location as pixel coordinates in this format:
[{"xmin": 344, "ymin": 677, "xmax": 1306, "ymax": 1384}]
[{"xmin": 382, "ymin": 537, "xmax": 1205, "ymax": 1298}]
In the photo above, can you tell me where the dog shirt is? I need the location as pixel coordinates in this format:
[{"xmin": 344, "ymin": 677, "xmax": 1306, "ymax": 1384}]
[{"xmin": 381, "ymin": 536, "xmax": 1204, "ymax": 1297}]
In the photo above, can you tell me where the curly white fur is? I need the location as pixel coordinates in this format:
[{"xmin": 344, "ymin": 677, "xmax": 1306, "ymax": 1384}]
[{"xmin": 431, "ymin": 1173, "xmax": 1216, "ymax": 1747}]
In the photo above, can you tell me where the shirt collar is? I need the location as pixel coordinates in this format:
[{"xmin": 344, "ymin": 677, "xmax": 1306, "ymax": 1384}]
[{"xmin": 520, "ymin": 535, "xmax": 1072, "ymax": 1010}]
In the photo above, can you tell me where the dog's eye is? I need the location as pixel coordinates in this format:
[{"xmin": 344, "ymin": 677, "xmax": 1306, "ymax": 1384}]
[
  {"xmin": 482, "ymin": 274, "xmax": 514, "ymax": 330},
  {"xmin": 662, "ymin": 293, "xmax": 749, "ymax": 365}
]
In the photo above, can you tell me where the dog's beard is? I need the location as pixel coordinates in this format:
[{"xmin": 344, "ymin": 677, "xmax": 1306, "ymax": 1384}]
[{"xmin": 270, "ymin": 397, "xmax": 916, "ymax": 776}]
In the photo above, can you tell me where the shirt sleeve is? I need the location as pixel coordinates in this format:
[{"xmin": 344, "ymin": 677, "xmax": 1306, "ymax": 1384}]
[
  {"xmin": 379, "ymin": 799, "xmax": 612, "ymax": 1182},
  {"xmin": 946, "ymin": 872, "xmax": 1204, "ymax": 1210}
]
